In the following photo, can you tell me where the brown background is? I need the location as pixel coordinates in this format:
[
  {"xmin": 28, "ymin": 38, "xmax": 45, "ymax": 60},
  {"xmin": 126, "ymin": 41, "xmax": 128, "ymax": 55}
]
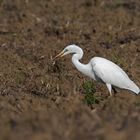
[{"xmin": 0, "ymin": 0, "xmax": 140, "ymax": 140}]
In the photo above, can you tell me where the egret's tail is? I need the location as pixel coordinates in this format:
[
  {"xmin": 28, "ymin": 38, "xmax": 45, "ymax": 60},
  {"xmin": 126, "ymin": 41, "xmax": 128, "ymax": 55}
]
[{"xmin": 126, "ymin": 81, "xmax": 140, "ymax": 94}]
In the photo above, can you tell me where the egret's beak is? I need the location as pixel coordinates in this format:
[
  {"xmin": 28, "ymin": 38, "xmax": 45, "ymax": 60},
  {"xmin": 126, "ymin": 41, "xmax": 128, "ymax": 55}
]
[{"xmin": 53, "ymin": 50, "xmax": 65, "ymax": 60}]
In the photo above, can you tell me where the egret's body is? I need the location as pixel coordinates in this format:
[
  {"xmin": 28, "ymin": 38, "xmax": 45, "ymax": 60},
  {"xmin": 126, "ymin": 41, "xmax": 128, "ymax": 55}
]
[{"xmin": 54, "ymin": 44, "xmax": 140, "ymax": 95}]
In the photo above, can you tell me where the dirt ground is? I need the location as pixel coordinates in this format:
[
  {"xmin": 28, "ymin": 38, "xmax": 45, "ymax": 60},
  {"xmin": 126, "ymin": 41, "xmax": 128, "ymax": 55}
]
[{"xmin": 0, "ymin": 0, "xmax": 140, "ymax": 140}]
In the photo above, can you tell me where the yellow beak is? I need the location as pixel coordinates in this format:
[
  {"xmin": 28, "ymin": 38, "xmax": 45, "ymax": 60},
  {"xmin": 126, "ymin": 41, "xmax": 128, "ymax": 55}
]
[{"xmin": 53, "ymin": 50, "xmax": 65, "ymax": 60}]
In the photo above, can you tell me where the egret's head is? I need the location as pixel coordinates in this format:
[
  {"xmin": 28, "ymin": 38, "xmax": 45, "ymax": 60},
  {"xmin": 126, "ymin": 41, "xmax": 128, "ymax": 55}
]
[{"xmin": 53, "ymin": 44, "xmax": 83, "ymax": 60}]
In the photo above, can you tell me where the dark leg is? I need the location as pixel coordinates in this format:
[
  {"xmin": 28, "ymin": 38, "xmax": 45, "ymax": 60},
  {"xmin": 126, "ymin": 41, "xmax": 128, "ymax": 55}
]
[{"xmin": 112, "ymin": 86, "xmax": 117, "ymax": 94}]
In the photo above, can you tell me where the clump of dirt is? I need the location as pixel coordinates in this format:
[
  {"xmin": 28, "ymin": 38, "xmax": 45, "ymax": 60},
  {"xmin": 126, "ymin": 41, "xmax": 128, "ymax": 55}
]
[{"xmin": 0, "ymin": 0, "xmax": 140, "ymax": 140}]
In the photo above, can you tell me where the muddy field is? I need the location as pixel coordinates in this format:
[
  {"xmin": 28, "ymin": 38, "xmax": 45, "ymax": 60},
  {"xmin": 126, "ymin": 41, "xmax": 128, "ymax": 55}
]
[{"xmin": 0, "ymin": 0, "xmax": 140, "ymax": 140}]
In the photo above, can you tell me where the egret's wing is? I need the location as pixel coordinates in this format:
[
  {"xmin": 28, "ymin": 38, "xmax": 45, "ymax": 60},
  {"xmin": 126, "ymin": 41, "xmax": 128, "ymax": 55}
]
[{"xmin": 90, "ymin": 57, "xmax": 131, "ymax": 88}]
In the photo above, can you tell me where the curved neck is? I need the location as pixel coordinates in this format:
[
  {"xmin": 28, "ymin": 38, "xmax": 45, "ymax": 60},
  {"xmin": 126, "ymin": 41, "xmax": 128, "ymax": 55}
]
[
  {"xmin": 72, "ymin": 54, "xmax": 84, "ymax": 70},
  {"xmin": 72, "ymin": 53, "xmax": 91, "ymax": 77},
  {"xmin": 70, "ymin": 47, "xmax": 96, "ymax": 80}
]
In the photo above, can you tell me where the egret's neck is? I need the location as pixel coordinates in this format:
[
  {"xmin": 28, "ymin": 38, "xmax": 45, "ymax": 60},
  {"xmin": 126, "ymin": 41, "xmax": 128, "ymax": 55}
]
[
  {"xmin": 72, "ymin": 53, "xmax": 92, "ymax": 77},
  {"xmin": 72, "ymin": 54, "xmax": 84, "ymax": 69},
  {"xmin": 71, "ymin": 49, "xmax": 84, "ymax": 71}
]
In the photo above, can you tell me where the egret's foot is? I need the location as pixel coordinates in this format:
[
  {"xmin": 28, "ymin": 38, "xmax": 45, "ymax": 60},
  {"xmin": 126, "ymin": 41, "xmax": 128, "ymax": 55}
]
[
  {"xmin": 109, "ymin": 92, "xmax": 113, "ymax": 97},
  {"xmin": 107, "ymin": 93, "xmax": 113, "ymax": 99}
]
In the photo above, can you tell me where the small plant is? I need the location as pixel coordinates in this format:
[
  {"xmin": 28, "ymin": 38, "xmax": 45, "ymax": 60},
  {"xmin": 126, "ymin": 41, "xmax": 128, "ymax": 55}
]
[{"xmin": 82, "ymin": 81, "xmax": 99, "ymax": 106}]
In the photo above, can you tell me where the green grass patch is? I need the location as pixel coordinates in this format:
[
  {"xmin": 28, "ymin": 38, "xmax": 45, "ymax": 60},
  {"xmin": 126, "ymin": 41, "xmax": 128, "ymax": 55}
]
[{"xmin": 82, "ymin": 81, "xmax": 99, "ymax": 106}]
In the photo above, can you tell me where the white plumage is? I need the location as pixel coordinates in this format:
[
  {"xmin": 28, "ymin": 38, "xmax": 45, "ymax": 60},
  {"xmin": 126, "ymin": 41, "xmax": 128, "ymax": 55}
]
[{"xmin": 54, "ymin": 44, "xmax": 140, "ymax": 96}]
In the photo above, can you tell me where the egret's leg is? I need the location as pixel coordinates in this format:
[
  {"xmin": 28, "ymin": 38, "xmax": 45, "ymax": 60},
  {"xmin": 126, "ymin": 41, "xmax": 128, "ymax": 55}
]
[
  {"xmin": 106, "ymin": 83, "xmax": 112, "ymax": 96},
  {"xmin": 112, "ymin": 87, "xmax": 117, "ymax": 94}
]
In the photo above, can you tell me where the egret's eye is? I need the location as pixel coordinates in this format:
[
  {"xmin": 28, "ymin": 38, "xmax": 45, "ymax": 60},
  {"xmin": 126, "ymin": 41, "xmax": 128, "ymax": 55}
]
[{"xmin": 64, "ymin": 49, "xmax": 68, "ymax": 52}]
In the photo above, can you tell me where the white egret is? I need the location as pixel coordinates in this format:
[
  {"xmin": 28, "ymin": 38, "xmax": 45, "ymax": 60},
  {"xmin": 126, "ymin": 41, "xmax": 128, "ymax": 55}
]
[{"xmin": 54, "ymin": 44, "xmax": 140, "ymax": 96}]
